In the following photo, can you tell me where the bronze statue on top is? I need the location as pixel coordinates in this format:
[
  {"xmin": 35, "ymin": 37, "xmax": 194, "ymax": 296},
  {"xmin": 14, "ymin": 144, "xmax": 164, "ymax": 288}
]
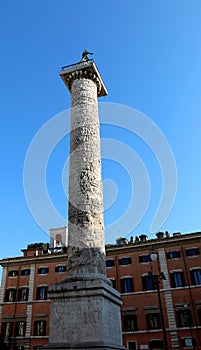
[{"xmin": 81, "ymin": 50, "xmax": 93, "ymax": 62}]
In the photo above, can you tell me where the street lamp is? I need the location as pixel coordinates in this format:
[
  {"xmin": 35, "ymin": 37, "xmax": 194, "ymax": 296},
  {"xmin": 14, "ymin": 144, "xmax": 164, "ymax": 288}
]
[{"xmin": 149, "ymin": 249, "xmax": 169, "ymax": 350}]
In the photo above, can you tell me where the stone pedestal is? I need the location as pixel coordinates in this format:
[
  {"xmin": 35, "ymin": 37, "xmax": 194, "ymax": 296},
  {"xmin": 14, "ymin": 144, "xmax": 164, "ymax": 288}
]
[{"xmin": 45, "ymin": 275, "xmax": 125, "ymax": 350}]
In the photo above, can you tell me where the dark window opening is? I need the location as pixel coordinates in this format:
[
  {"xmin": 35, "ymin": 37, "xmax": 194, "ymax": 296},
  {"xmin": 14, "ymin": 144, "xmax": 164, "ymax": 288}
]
[
  {"xmin": 5, "ymin": 289, "xmax": 16, "ymax": 302},
  {"xmin": 1, "ymin": 322, "xmax": 13, "ymax": 339},
  {"xmin": 146, "ymin": 313, "xmax": 161, "ymax": 330},
  {"xmin": 15, "ymin": 321, "xmax": 26, "ymax": 336},
  {"xmin": 109, "ymin": 279, "xmax": 116, "ymax": 289},
  {"xmin": 142, "ymin": 275, "xmax": 155, "ymax": 291},
  {"xmin": 181, "ymin": 337, "xmax": 196, "ymax": 347},
  {"xmin": 139, "ymin": 255, "xmax": 151, "ymax": 263},
  {"xmin": 198, "ymin": 308, "xmax": 201, "ymax": 325},
  {"xmin": 123, "ymin": 314, "xmax": 138, "ymax": 331},
  {"xmin": 38, "ymin": 267, "xmax": 49, "ymax": 274},
  {"xmin": 119, "ymin": 257, "xmax": 131, "ymax": 266},
  {"xmin": 55, "ymin": 265, "xmax": 66, "ymax": 273},
  {"xmin": 167, "ymin": 251, "xmax": 181, "ymax": 259},
  {"xmin": 186, "ymin": 248, "xmax": 199, "ymax": 257},
  {"xmin": 177, "ymin": 309, "xmax": 192, "ymax": 327},
  {"xmin": 18, "ymin": 287, "xmax": 29, "ymax": 302},
  {"xmin": 36, "ymin": 286, "xmax": 47, "ymax": 300},
  {"xmin": 21, "ymin": 269, "xmax": 30, "ymax": 276},
  {"xmin": 34, "ymin": 320, "xmax": 46, "ymax": 336},
  {"xmin": 171, "ymin": 272, "xmax": 185, "ymax": 288},
  {"xmin": 120, "ymin": 277, "xmax": 134, "ymax": 293},
  {"xmin": 8, "ymin": 270, "xmax": 19, "ymax": 277},
  {"xmin": 127, "ymin": 341, "xmax": 137, "ymax": 350},
  {"xmin": 191, "ymin": 269, "xmax": 201, "ymax": 285},
  {"xmin": 149, "ymin": 339, "xmax": 163, "ymax": 349},
  {"xmin": 106, "ymin": 259, "xmax": 115, "ymax": 267}
]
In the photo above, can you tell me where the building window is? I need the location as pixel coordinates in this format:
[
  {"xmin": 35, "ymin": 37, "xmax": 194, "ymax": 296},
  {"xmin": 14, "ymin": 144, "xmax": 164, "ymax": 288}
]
[
  {"xmin": 119, "ymin": 257, "xmax": 131, "ymax": 266},
  {"xmin": 198, "ymin": 308, "xmax": 201, "ymax": 325},
  {"xmin": 120, "ymin": 277, "xmax": 134, "ymax": 293},
  {"xmin": 18, "ymin": 287, "xmax": 29, "ymax": 301},
  {"xmin": 171, "ymin": 271, "xmax": 185, "ymax": 288},
  {"xmin": 139, "ymin": 255, "xmax": 151, "ymax": 263},
  {"xmin": 186, "ymin": 248, "xmax": 199, "ymax": 257},
  {"xmin": 127, "ymin": 341, "xmax": 137, "ymax": 350},
  {"xmin": 146, "ymin": 313, "xmax": 161, "ymax": 330},
  {"xmin": 191, "ymin": 269, "xmax": 201, "ymax": 285},
  {"xmin": 15, "ymin": 321, "xmax": 26, "ymax": 336},
  {"xmin": 5, "ymin": 288, "xmax": 16, "ymax": 302},
  {"xmin": 21, "ymin": 268, "xmax": 31, "ymax": 276},
  {"xmin": 142, "ymin": 275, "xmax": 155, "ymax": 291},
  {"xmin": 123, "ymin": 314, "xmax": 138, "ymax": 332},
  {"xmin": 167, "ymin": 251, "xmax": 181, "ymax": 259},
  {"xmin": 106, "ymin": 259, "xmax": 115, "ymax": 268},
  {"xmin": 8, "ymin": 270, "xmax": 19, "ymax": 277},
  {"xmin": 1, "ymin": 321, "xmax": 13, "ymax": 339},
  {"xmin": 109, "ymin": 279, "xmax": 116, "ymax": 289},
  {"xmin": 36, "ymin": 286, "xmax": 47, "ymax": 300},
  {"xmin": 55, "ymin": 265, "xmax": 66, "ymax": 273},
  {"xmin": 181, "ymin": 337, "xmax": 196, "ymax": 348},
  {"xmin": 149, "ymin": 339, "xmax": 163, "ymax": 349},
  {"xmin": 38, "ymin": 267, "xmax": 49, "ymax": 274},
  {"xmin": 34, "ymin": 320, "xmax": 46, "ymax": 336},
  {"xmin": 176, "ymin": 309, "xmax": 192, "ymax": 327}
]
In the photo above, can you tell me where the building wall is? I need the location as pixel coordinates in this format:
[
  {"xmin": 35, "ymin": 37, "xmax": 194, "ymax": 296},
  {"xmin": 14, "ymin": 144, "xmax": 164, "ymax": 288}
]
[{"xmin": 0, "ymin": 232, "xmax": 201, "ymax": 350}]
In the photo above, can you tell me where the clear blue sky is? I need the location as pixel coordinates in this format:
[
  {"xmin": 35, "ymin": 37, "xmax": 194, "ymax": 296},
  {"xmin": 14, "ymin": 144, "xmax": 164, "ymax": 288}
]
[{"xmin": 1, "ymin": 1, "xmax": 201, "ymax": 260}]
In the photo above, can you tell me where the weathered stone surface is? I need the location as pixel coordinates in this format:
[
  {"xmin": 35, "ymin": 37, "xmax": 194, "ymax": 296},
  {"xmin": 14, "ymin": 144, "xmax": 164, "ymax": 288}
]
[
  {"xmin": 46, "ymin": 62, "xmax": 125, "ymax": 350},
  {"xmin": 68, "ymin": 246, "xmax": 105, "ymax": 275},
  {"xmin": 46, "ymin": 276, "xmax": 124, "ymax": 350},
  {"xmin": 68, "ymin": 78, "xmax": 105, "ymax": 275}
]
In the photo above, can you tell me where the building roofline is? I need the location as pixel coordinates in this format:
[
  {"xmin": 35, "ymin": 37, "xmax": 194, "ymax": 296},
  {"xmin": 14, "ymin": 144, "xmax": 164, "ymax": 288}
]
[{"xmin": 0, "ymin": 231, "xmax": 201, "ymax": 266}]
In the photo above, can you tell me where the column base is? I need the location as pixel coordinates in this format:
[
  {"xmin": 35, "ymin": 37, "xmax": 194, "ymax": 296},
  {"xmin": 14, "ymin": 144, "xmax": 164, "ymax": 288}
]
[{"xmin": 45, "ymin": 274, "xmax": 125, "ymax": 350}]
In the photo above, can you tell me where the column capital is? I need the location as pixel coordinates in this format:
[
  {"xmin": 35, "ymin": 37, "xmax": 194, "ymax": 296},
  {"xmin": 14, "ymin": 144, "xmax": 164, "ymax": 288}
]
[{"xmin": 60, "ymin": 60, "xmax": 108, "ymax": 97}]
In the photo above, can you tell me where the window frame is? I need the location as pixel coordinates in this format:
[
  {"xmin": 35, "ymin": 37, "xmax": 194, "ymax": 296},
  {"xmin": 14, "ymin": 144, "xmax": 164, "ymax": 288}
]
[
  {"xmin": 8, "ymin": 270, "xmax": 19, "ymax": 277},
  {"xmin": 167, "ymin": 251, "xmax": 181, "ymax": 259},
  {"xmin": 1, "ymin": 321, "xmax": 14, "ymax": 339},
  {"xmin": 127, "ymin": 340, "xmax": 137, "ymax": 350},
  {"xmin": 149, "ymin": 339, "xmax": 163, "ymax": 349},
  {"xmin": 119, "ymin": 257, "xmax": 132, "ymax": 266},
  {"xmin": 176, "ymin": 309, "xmax": 192, "ymax": 328},
  {"xmin": 142, "ymin": 274, "xmax": 155, "ymax": 291},
  {"xmin": 21, "ymin": 268, "xmax": 31, "ymax": 276},
  {"xmin": 15, "ymin": 320, "xmax": 26, "ymax": 337},
  {"xmin": 34, "ymin": 320, "xmax": 47, "ymax": 336},
  {"xmin": 109, "ymin": 278, "xmax": 116, "ymax": 289},
  {"xmin": 190, "ymin": 268, "xmax": 201, "ymax": 285},
  {"xmin": 5, "ymin": 288, "xmax": 17, "ymax": 302},
  {"xmin": 146, "ymin": 312, "xmax": 161, "ymax": 330},
  {"xmin": 139, "ymin": 254, "xmax": 151, "ymax": 263},
  {"xmin": 120, "ymin": 277, "xmax": 134, "ymax": 293},
  {"xmin": 123, "ymin": 313, "xmax": 138, "ymax": 332},
  {"xmin": 38, "ymin": 267, "xmax": 49, "ymax": 275},
  {"xmin": 170, "ymin": 271, "xmax": 185, "ymax": 288},
  {"xmin": 55, "ymin": 265, "xmax": 67, "ymax": 273},
  {"xmin": 106, "ymin": 259, "xmax": 115, "ymax": 268},
  {"xmin": 18, "ymin": 287, "xmax": 29, "ymax": 302},
  {"xmin": 181, "ymin": 337, "xmax": 196, "ymax": 348},
  {"xmin": 36, "ymin": 286, "xmax": 48, "ymax": 301},
  {"xmin": 186, "ymin": 247, "xmax": 199, "ymax": 257}
]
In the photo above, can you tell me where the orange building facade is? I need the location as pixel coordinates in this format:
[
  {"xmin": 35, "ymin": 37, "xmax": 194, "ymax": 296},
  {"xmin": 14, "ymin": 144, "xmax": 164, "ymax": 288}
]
[{"xmin": 0, "ymin": 231, "xmax": 201, "ymax": 350}]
